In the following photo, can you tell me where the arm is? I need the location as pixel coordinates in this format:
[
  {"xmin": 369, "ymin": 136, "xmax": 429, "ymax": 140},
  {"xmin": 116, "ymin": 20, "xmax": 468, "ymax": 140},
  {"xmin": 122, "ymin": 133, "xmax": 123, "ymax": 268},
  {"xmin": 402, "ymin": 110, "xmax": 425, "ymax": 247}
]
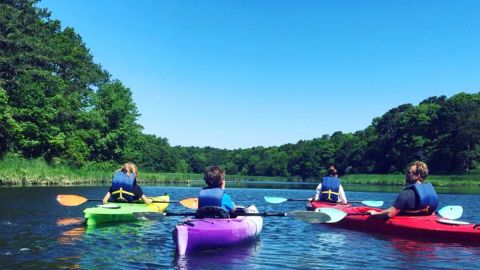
[
  {"xmin": 338, "ymin": 185, "xmax": 348, "ymax": 204},
  {"xmin": 367, "ymin": 206, "xmax": 400, "ymax": 219},
  {"xmin": 102, "ymin": 192, "xmax": 111, "ymax": 204},
  {"xmin": 141, "ymin": 194, "xmax": 153, "ymax": 204},
  {"xmin": 222, "ymin": 193, "xmax": 236, "ymax": 212},
  {"xmin": 313, "ymin": 183, "xmax": 322, "ymax": 201}
]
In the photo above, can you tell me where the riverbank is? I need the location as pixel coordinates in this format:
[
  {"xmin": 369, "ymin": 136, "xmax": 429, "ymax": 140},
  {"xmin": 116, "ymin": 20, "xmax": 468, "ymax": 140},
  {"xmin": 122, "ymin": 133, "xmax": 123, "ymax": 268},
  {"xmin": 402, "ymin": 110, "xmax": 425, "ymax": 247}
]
[{"xmin": 0, "ymin": 156, "xmax": 479, "ymax": 186}]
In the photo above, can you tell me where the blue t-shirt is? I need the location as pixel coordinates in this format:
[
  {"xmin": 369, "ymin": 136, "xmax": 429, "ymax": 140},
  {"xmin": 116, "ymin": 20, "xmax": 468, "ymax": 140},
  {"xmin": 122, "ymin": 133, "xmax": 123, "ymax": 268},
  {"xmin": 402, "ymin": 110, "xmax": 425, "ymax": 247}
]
[{"xmin": 221, "ymin": 193, "xmax": 235, "ymax": 212}]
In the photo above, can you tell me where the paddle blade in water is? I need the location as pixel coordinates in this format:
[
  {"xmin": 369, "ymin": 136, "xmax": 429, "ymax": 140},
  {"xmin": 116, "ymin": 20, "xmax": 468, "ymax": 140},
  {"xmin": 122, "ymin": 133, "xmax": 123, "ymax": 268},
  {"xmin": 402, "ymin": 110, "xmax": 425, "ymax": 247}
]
[
  {"xmin": 57, "ymin": 195, "xmax": 88, "ymax": 206},
  {"xmin": 361, "ymin": 200, "xmax": 384, "ymax": 207},
  {"xmin": 180, "ymin": 198, "xmax": 198, "ymax": 209},
  {"xmin": 436, "ymin": 218, "xmax": 470, "ymax": 225},
  {"xmin": 286, "ymin": 211, "xmax": 331, "ymax": 223},
  {"xmin": 437, "ymin": 205, "xmax": 463, "ymax": 220},
  {"xmin": 315, "ymin": 208, "xmax": 348, "ymax": 223},
  {"xmin": 264, "ymin": 196, "xmax": 289, "ymax": 204}
]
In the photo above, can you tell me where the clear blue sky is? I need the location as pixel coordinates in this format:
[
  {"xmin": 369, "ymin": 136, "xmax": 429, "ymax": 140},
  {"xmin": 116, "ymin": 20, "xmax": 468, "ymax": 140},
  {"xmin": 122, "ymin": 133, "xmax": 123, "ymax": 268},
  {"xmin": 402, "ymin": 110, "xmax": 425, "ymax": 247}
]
[{"xmin": 38, "ymin": 0, "xmax": 480, "ymax": 149}]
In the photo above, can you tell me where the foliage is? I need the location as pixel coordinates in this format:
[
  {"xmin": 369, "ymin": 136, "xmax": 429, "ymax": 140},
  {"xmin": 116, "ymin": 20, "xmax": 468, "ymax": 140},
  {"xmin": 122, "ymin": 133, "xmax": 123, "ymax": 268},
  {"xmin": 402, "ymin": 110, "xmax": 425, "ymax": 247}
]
[{"xmin": 0, "ymin": 1, "xmax": 479, "ymax": 183}]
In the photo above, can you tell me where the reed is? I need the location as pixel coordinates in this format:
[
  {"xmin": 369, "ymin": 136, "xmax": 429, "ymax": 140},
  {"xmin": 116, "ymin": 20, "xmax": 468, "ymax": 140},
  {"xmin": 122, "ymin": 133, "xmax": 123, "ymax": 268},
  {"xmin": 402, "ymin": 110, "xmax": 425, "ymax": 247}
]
[
  {"xmin": 341, "ymin": 174, "xmax": 480, "ymax": 186},
  {"xmin": 1, "ymin": 155, "xmax": 479, "ymax": 187},
  {"xmin": 0, "ymin": 155, "xmax": 199, "ymax": 186}
]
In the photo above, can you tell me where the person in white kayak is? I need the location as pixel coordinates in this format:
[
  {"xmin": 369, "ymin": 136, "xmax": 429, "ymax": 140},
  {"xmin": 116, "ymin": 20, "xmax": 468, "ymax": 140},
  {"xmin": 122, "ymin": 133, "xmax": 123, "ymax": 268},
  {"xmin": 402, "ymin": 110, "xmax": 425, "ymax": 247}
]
[{"xmin": 311, "ymin": 165, "xmax": 348, "ymax": 204}]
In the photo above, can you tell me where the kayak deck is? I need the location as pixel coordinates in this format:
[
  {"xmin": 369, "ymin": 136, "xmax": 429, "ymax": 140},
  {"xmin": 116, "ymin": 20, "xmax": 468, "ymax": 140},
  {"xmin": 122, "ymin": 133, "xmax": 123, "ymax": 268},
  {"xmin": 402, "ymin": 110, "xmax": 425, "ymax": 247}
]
[
  {"xmin": 84, "ymin": 195, "xmax": 169, "ymax": 226},
  {"xmin": 173, "ymin": 205, "xmax": 263, "ymax": 255},
  {"xmin": 308, "ymin": 201, "xmax": 480, "ymax": 243}
]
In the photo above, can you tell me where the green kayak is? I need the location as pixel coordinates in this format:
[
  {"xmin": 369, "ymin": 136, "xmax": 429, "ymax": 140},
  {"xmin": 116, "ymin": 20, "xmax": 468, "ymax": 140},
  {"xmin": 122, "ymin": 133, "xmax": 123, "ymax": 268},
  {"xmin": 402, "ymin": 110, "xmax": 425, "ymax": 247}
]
[{"xmin": 84, "ymin": 195, "xmax": 169, "ymax": 226}]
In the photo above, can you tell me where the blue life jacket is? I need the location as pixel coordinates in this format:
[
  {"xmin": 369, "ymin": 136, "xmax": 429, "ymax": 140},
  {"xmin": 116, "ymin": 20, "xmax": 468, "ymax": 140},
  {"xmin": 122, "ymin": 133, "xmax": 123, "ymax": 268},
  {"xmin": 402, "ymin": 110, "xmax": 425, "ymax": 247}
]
[
  {"xmin": 320, "ymin": 177, "xmax": 340, "ymax": 202},
  {"xmin": 198, "ymin": 187, "xmax": 224, "ymax": 208},
  {"xmin": 110, "ymin": 171, "xmax": 136, "ymax": 202},
  {"xmin": 403, "ymin": 183, "xmax": 438, "ymax": 215}
]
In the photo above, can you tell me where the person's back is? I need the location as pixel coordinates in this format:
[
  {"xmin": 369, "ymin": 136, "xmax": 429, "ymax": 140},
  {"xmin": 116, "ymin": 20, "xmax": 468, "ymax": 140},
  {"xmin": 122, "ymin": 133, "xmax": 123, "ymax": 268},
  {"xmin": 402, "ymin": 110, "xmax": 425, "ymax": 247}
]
[
  {"xmin": 110, "ymin": 167, "xmax": 138, "ymax": 202},
  {"xmin": 197, "ymin": 166, "xmax": 235, "ymax": 218},
  {"xmin": 314, "ymin": 165, "xmax": 348, "ymax": 204},
  {"xmin": 395, "ymin": 182, "xmax": 438, "ymax": 216},
  {"xmin": 102, "ymin": 162, "xmax": 152, "ymax": 204}
]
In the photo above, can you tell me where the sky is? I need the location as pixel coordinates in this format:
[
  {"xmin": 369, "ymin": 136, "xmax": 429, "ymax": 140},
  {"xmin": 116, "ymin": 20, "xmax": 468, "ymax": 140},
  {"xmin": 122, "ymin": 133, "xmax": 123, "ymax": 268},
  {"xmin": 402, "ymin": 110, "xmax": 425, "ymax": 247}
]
[{"xmin": 38, "ymin": 0, "xmax": 480, "ymax": 149}]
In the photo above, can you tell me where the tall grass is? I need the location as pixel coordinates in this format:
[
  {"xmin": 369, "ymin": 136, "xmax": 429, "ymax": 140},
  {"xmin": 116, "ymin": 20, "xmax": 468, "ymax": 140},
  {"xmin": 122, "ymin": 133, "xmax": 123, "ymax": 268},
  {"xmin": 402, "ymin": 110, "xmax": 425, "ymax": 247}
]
[
  {"xmin": 342, "ymin": 174, "xmax": 480, "ymax": 186},
  {"xmin": 1, "ymin": 155, "xmax": 479, "ymax": 186},
  {"xmin": 0, "ymin": 155, "xmax": 199, "ymax": 186}
]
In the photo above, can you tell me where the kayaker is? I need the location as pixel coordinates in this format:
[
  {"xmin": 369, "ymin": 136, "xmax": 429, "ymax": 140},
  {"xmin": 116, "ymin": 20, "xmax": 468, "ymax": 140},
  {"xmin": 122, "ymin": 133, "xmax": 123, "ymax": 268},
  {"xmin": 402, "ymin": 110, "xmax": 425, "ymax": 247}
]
[
  {"xmin": 368, "ymin": 161, "xmax": 438, "ymax": 218},
  {"xmin": 102, "ymin": 163, "xmax": 153, "ymax": 204},
  {"xmin": 311, "ymin": 165, "xmax": 348, "ymax": 204},
  {"xmin": 196, "ymin": 166, "xmax": 235, "ymax": 218}
]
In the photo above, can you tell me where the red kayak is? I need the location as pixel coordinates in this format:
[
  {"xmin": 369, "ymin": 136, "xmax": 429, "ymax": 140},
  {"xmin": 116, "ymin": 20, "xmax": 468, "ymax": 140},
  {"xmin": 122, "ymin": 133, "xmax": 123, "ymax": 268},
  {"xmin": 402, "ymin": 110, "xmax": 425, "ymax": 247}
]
[{"xmin": 307, "ymin": 201, "xmax": 480, "ymax": 244}]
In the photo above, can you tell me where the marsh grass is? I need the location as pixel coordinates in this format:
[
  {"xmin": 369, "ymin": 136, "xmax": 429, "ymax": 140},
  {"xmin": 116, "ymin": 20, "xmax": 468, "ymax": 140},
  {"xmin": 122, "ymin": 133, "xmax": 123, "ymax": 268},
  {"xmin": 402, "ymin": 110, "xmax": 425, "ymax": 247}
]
[
  {"xmin": 0, "ymin": 156, "xmax": 199, "ymax": 186},
  {"xmin": 1, "ymin": 156, "xmax": 479, "ymax": 186}
]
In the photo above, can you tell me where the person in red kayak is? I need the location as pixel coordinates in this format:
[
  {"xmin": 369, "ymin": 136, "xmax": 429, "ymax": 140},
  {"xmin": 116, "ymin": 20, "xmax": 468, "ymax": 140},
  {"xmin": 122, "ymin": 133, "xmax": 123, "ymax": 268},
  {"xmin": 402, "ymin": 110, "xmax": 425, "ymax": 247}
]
[
  {"xmin": 196, "ymin": 166, "xmax": 236, "ymax": 218},
  {"xmin": 368, "ymin": 161, "xmax": 438, "ymax": 218},
  {"xmin": 311, "ymin": 165, "xmax": 348, "ymax": 204},
  {"xmin": 102, "ymin": 162, "xmax": 152, "ymax": 204}
]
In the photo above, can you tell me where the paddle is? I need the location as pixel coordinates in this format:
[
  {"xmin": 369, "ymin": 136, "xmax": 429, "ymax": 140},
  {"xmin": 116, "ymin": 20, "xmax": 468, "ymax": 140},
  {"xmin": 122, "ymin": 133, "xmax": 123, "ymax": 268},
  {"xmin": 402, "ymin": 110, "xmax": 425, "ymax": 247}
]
[
  {"xmin": 437, "ymin": 205, "xmax": 463, "ymax": 220},
  {"xmin": 56, "ymin": 194, "xmax": 197, "ymax": 209},
  {"xmin": 264, "ymin": 196, "xmax": 384, "ymax": 207},
  {"xmin": 135, "ymin": 210, "xmax": 334, "ymax": 223},
  {"xmin": 313, "ymin": 205, "xmax": 464, "ymax": 223}
]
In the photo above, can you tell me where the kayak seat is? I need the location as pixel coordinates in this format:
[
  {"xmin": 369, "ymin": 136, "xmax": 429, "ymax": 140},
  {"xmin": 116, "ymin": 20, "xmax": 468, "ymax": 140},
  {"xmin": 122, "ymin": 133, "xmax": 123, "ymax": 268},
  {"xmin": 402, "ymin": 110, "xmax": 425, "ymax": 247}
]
[
  {"xmin": 196, "ymin": 206, "xmax": 230, "ymax": 219},
  {"xmin": 230, "ymin": 206, "xmax": 246, "ymax": 218}
]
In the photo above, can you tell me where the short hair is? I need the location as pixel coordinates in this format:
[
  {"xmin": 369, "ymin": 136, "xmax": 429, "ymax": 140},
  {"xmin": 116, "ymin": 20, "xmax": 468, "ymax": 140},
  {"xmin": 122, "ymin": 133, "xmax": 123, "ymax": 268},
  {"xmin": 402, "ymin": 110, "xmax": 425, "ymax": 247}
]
[
  {"xmin": 204, "ymin": 166, "xmax": 225, "ymax": 188},
  {"xmin": 410, "ymin": 161, "xmax": 429, "ymax": 181},
  {"xmin": 327, "ymin": 165, "xmax": 337, "ymax": 177}
]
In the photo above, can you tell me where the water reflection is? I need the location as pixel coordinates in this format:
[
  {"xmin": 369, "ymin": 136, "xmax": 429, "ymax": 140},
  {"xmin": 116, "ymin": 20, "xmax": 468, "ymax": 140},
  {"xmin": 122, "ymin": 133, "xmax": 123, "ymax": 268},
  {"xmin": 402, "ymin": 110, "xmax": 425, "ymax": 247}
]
[
  {"xmin": 57, "ymin": 227, "xmax": 85, "ymax": 245},
  {"xmin": 173, "ymin": 239, "xmax": 261, "ymax": 270},
  {"xmin": 56, "ymin": 218, "xmax": 83, "ymax": 226}
]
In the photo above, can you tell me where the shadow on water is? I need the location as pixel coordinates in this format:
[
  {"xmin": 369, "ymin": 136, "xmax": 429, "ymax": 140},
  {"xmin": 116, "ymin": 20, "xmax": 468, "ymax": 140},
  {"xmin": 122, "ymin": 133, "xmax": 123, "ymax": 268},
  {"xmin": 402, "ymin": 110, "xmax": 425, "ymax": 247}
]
[{"xmin": 173, "ymin": 239, "xmax": 262, "ymax": 270}]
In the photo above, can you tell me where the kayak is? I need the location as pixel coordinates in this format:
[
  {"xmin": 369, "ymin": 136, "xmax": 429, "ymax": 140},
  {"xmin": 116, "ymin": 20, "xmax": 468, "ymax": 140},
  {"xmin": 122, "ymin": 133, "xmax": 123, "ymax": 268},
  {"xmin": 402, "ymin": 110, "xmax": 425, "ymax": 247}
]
[
  {"xmin": 84, "ymin": 195, "xmax": 169, "ymax": 226},
  {"xmin": 307, "ymin": 201, "xmax": 480, "ymax": 243},
  {"xmin": 173, "ymin": 205, "xmax": 263, "ymax": 255}
]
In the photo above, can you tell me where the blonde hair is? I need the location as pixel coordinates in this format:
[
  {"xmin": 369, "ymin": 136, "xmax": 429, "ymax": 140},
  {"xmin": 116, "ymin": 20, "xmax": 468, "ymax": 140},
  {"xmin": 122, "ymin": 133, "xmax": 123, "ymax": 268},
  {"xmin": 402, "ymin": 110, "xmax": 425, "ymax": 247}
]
[
  {"xmin": 410, "ymin": 161, "xmax": 429, "ymax": 181},
  {"xmin": 127, "ymin": 162, "xmax": 138, "ymax": 179}
]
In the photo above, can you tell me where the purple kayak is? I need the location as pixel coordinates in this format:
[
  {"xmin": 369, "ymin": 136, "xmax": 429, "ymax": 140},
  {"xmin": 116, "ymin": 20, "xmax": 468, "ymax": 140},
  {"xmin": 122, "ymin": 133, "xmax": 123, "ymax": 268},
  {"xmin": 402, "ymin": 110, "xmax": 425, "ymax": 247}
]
[{"xmin": 173, "ymin": 205, "xmax": 263, "ymax": 255}]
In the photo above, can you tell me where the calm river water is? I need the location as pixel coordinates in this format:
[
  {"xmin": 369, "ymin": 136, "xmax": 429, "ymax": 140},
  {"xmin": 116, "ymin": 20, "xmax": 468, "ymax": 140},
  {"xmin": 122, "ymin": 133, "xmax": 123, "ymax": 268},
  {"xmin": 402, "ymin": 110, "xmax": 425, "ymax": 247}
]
[{"xmin": 1, "ymin": 185, "xmax": 480, "ymax": 269}]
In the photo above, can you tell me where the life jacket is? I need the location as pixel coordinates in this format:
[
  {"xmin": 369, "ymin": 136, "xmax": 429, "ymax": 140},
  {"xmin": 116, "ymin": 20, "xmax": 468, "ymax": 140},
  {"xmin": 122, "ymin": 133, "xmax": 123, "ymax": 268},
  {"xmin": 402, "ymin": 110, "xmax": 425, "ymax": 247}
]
[
  {"xmin": 320, "ymin": 177, "xmax": 340, "ymax": 202},
  {"xmin": 198, "ymin": 187, "xmax": 224, "ymax": 208},
  {"xmin": 110, "ymin": 171, "xmax": 136, "ymax": 202},
  {"xmin": 402, "ymin": 183, "xmax": 438, "ymax": 215}
]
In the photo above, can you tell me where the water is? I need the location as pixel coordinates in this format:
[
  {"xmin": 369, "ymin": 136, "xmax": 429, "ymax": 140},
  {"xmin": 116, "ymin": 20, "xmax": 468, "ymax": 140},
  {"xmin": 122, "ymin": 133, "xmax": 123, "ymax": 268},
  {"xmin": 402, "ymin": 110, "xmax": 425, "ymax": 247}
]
[{"xmin": 1, "ymin": 186, "xmax": 480, "ymax": 269}]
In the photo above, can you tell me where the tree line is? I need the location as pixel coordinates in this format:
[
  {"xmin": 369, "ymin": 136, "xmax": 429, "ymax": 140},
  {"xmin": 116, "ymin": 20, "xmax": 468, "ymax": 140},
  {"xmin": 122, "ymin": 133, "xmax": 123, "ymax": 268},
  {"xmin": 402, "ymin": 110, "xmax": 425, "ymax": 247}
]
[{"xmin": 1, "ymin": 0, "xmax": 479, "ymax": 179}]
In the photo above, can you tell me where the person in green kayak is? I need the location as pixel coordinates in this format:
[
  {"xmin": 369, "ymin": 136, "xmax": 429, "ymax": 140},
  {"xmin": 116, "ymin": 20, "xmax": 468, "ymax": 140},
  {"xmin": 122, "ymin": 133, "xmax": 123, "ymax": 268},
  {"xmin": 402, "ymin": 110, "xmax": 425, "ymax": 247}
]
[
  {"xmin": 311, "ymin": 165, "xmax": 348, "ymax": 204},
  {"xmin": 102, "ymin": 162, "xmax": 153, "ymax": 204},
  {"xmin": 368, "ymin": 161, "xmax": 438, "ymax": 218},
  {"xmin": 196, "ymin": 166, "xmax": 236, "ymax": 218}
]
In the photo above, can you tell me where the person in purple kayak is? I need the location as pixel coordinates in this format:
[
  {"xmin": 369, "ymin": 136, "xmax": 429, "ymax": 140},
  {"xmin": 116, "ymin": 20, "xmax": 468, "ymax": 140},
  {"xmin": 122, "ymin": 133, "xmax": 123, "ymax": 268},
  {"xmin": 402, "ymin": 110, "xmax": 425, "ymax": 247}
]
[
  {"xmin": 368, "ymin": 161, "xmax": 439, "ymax": 219},
  {"xmin": 196, "ymin": 166, "xmax": 236, "ymax": 218}
]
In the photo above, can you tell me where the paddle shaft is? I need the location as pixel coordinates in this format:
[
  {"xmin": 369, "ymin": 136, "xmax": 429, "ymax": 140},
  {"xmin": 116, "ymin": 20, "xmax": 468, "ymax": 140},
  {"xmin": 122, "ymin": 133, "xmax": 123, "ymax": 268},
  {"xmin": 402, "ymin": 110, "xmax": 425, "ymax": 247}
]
[
  {"xmin": 165, "ymin": 211, "xmax": 289, "ymax": 217},
  {"xmin": 286, "ymin": 199, "xmax": 371, "ymax": 204},
  {"xmin": 95, "ymin": 199, "xmax": 180, "ymax": 203}
]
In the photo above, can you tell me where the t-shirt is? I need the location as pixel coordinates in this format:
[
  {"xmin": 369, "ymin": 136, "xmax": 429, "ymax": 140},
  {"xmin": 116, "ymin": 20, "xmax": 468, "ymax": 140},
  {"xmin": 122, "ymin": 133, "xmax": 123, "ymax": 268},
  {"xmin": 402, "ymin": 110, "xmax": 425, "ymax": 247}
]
[
  {"xmin": 221, "ymin": 193, "xmax": 235, "ymax": 212},
  {"xmin": 392, "ymin": 189, "xmax": 417, "ymax": 212}
]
